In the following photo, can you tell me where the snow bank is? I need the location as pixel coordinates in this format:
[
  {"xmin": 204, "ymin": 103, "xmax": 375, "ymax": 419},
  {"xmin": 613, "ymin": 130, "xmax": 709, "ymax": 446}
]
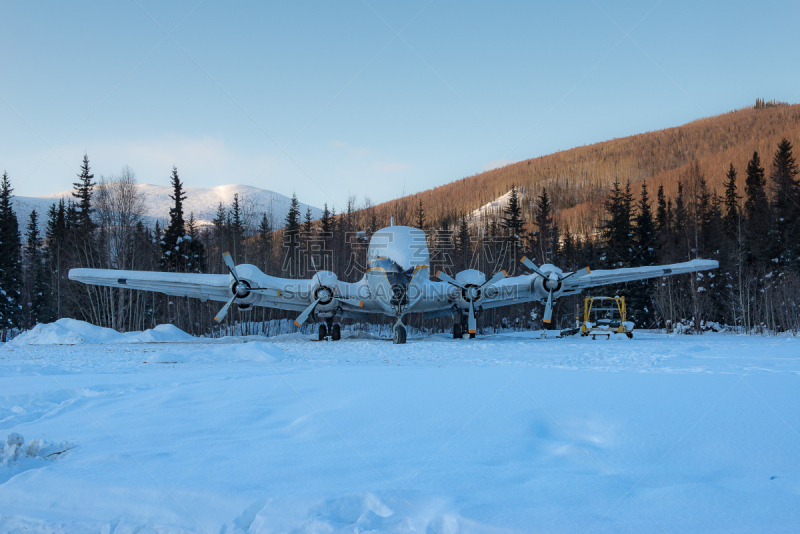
[{"xmin": 10, "ymin": 318, "xmax": 193, "ymax": 345}]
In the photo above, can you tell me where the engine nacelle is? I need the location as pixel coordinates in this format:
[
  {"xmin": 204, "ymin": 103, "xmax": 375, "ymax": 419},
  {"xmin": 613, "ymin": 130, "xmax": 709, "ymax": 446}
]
[
  {"xmin": 531, "ymin": 264, "xmax": 565, "ymax": 301},
  {"xmin": 311, "ymin": 270, "xmax": 339, "ymax": 313},
  {"xmin": 451, "ymin": 269, "xmax": 488, "ymax": 310},
  {"xmin": 227, "ymin": 264, "xmax": 266, "ymax": 307}
]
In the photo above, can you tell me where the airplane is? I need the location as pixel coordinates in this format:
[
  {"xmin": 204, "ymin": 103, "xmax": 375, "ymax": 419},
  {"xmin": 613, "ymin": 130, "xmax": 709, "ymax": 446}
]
[{"xmin": 69, "ymin": 224, "xmax": 718, "ymax": 344}]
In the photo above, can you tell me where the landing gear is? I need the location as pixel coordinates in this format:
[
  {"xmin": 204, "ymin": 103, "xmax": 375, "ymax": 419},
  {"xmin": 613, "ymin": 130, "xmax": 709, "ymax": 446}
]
[
  {"xmin": 318, "ymin": 317, "xmax": 342, "ymax": 341},
  {"xmin": 453, "ymin": 321, "xmax": 462, "ymax": 339},
  {"xmin": 393, "ymin": 322, "xmax": 407, "ymax": 344}
]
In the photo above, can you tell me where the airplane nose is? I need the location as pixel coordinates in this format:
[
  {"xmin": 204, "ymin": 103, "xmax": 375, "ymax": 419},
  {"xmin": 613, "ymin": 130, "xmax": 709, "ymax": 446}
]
[{"xmin": 391, "ymin": 283, "xmax": 408, "ymax": 305}]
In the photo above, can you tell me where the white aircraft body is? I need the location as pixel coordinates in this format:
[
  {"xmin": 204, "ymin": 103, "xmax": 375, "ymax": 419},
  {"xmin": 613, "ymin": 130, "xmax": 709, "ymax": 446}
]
[{"xmin": 69, "ymin": 225, "xmax": 718, "ymax": 343}]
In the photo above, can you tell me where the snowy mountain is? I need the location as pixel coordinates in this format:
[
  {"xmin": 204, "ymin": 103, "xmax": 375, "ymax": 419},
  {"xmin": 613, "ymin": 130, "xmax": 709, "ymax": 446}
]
[{"xmin": 13, "ymin": 184, "xmax": 323, "ymax": 238}]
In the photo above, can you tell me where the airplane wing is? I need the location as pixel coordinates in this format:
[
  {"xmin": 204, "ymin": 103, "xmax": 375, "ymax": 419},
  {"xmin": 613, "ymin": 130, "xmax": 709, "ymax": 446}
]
[
  {"xmin": 68, "ymin": 268, "xmax": 232, "ymax": 302},
  {"xmin": 563, "ymin": 259, "xmax": 718, "ymax": 292},
  {"xmin": 479, "ymin": 258, "xmax": 718, "ymax": 310},
  {"xmin": 68, "ymin": 266, "xmax": 377, "ymax": 318}
]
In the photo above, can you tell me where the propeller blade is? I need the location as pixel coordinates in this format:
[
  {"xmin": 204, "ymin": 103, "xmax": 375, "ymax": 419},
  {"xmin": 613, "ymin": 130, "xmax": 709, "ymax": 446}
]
[
  {"xmin": 436, "ymin": 270, "xmax": 464, "ymax": 288},
  {"xmin": 558, "ymin": 266, "xmax": 591, "ymax": 282},
  {"xmin": 520, "ymin": 256, "xmax": 547, "ymax": 278},
  {"xmin": 543, "ymin": 289, "xmax": 554, "ymax": 324},
  {"xmin": 293, "ymin": 298, "xmax": 321, "ymax": 328},
  {"xmin": 214, "ymin": 293, "xmax": 237, "ymax": 323},
  {"xmin": 482, "ymin": 270, "xmax": 507, "ymax": 288},
  {"xmin": 223, "ymin": 252, "xmax": 240, "ymax": 283},
  {"xmin": 468, "ymin": 299, "xmax": 477, "ymax": 334}
]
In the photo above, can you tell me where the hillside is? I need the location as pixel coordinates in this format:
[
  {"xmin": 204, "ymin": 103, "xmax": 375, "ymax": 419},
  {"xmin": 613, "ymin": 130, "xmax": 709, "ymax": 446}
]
[{"xmin": 368, "ymin": 103, "xmax": 800, "ymax": 235}]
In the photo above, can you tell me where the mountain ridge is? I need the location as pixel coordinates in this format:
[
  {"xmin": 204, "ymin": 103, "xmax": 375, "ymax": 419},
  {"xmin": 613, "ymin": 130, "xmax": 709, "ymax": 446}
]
[{"xmin": 13, "ymin": 183, "xmax": 323, "ymax": 239}]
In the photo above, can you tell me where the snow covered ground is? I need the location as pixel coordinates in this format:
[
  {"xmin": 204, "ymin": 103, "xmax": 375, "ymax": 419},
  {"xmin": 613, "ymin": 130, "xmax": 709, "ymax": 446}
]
[{"xmin": 2, "ymin": 321, "xmax": 799, "ymax": 533}]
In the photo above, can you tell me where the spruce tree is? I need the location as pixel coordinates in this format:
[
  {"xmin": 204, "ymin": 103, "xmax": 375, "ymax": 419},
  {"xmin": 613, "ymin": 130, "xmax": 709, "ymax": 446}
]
[
  {"xmin": 319, "ymin": 202, "xmax": 332, "ymax": 264},
  {"xmin": 600, "ymin": 181, "xmax": 634, "ymax": 268},
  {"xmin": 501, "ymin": 185, "xmax": 524, "ymax": 248},
  {"xmin": 533, "ymin": 188, "xmax": 553, "ymax": 263},
  {"xmin": 44, "ymin": 200, "xmax": 67, "ymax": 319},
  {"xmin": 722, "ymin": 164, "xmax": 740, "ymax": 241},
  {"xmin": 303, "ymin": 206, "xmax": 313, "ymax": 236},
  {"xmin": 284, "ymin": 193, "xmax": 301, "ymax": 275},
  {"xmin": 768, "ymin": 139, "xmax": 799, "ymax": 267},
  {"xmin": 655, "ymin": 185, "xmax": 668, "ymax": 237},
  {"xmin": 635, "ymin": 182, "xmax": 656, "ymax": 266},
  {"xmin": 743, "ymin": 151, "xmax": 769, "ymax": 262},
  {"xmin": 185, "ymin": 213, "xmax": 205, "ymax": 273},
  {"xmin": 161, "ymin": 167, "xmax": 187, "ymax": 272},
  {"xmin": 230, "ymin": 193, "xmax": 244, "ymax": 263},
  {"xmin": 0, "ymin": 172, "xmax": 22, "ymax": 339},
  {"xmin": 24, "ymin": 210, "xmax": 52, "ymax": 326},
  {"xmin": 415, "ymin": 198, "xmax": 425, "ymax": 229},
  {"xmin": 72, "ymin": 154, "xmax": 96, "ymax": 234}
]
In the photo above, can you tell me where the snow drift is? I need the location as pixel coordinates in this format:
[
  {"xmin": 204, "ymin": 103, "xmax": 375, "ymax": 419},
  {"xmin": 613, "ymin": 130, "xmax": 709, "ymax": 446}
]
[{"xmin": 10, "ymin": 318, "xmax": 194, "ymax": 345}]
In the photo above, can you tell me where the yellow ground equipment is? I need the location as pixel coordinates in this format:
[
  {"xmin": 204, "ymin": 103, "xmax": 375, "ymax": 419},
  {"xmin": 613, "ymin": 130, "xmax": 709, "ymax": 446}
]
[{"xmin": 581, "ymin": 296, "xmax": 634, "ymax": 339}]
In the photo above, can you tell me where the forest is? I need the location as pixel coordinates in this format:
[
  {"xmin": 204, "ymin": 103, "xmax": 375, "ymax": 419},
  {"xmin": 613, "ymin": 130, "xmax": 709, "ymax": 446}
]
[{"xmin": 0, "ymin": 103, "xmax": 798, "ymax": 339}]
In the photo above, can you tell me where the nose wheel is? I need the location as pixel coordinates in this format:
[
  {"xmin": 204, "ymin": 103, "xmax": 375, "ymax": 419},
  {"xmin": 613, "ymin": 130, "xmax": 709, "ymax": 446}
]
[{"xmin": 393, "ymin": 322, "xmax": 407, "ymax": 344}]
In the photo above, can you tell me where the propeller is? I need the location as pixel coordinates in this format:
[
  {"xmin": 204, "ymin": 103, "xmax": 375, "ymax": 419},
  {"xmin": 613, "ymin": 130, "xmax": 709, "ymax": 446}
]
[
  {"xmin": 214, "ymin": 293, "xmax": 238, "ymax": 323},
  {"xmin": 468, "ymin": 299, "xmax": 476, "ymax": 334},
  {"xmin": 520, "ymin": 257, "xmax": 591, "ymax": 324},
  {"xmin": 215, "ymin": 252, "xmax": 252, "ymax": 322},
  {"xmin": 294, "ymin": 298, "xmax": 321, "ymax": 327},
  {"xmin": 214, "ymin": 252, "xmax": 279, "ymax": 323},
  {"xmin": 436, "ymin": 269, "xmax": 506, "ymax": 335},
  {"xmin": 223, "ymin": 252, "xmax": 240, "ymax": 282},
  {"xmin": 543, "ymin": 275, "xmax": 555, "ymax": 323}
]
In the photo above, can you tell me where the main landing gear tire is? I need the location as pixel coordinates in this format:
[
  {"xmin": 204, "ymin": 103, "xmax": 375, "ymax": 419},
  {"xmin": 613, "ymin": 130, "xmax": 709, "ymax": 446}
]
[
  {"xmin": 332, "ymin": 323, "xmax": 341, "ymax": 341},
  {"xmin": 453, "ymin": 322, "xmax": 462, "ymax": 339},
  {"xmin": 393, "ymin": 324, "xmax": 407, "ymax": 344},
  {"xmin": 318, "ymin": 324, "xmax": 327, "ymax": 341}
]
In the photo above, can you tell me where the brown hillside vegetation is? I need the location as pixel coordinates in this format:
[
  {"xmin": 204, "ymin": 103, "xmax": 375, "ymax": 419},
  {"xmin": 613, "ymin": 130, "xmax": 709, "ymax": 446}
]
[{"xmin": 368, "ymin": 103, "xmax": 800, "ymax": 235}]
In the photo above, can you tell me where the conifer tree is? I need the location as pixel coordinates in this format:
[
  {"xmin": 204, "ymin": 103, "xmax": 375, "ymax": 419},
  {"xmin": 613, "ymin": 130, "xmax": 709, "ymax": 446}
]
[
  {"xmin": 722, "ymin": 164, "xmax": 741, "ymax": 241},
  {"xmin": 635, "ymin": 182, "xmax": 656, "ymax": 266},
  {"xmin": 768, "ymin": 139, "xmax": 799, "ymax": 266},
  {"xmin": 600, "ymin": 181, "xmax": 634, "ymax": 267},
  {"xmin": 24, "ymin": 210, "xmax": 52, "ymax": 326},
  {"xmin": 258, "ymin": 212, "xmax": 273, "ymax": 272},
  {"xmin": 533, "ymin": 188, "xmax": 553, "ymax": 263},
  {"xmin": 185, "ymin": 213, "xmax": 205, "ymax": 273},
  {"xmin": 284, "ymin": 193, "xmax": 301, "ymax": 275},
  {"xmin": 161, "ymin": 167, "xmax": 188, "ymax": 272},
  {"xmin": 303, "ymin": 207, "xmax": 313, "ymax": 236},
  {"xmin": 72, "ymin": 154, "xmax": 96, "ymax": 234},
  {"xmin": 655, "ymin": 185, "xmax": 668, "ymax": 237},
  {"xmin": 230, "ymin": 193, "xmax": 244, "ymax": 263},
  {"xmin": 44, "ymin": 200, "xmax": 68, "ymax": 319},
  {"xmin": 0, "ymin": 172, "xmax": 22, "ymax": 339},
  {"xmin": 501, "ymin": 185, "xmax": 524, "ymax": 248},
  {"xmin": 319, "ymin": 202, "xmax": 333, "ymax": 268},
  {"xmin": 415, "ymin": 198, "xmax": 425, "ymax": 229},
  {"xmin": 743, "ymin": 151, "xmax": 769, "ymax": 262}
]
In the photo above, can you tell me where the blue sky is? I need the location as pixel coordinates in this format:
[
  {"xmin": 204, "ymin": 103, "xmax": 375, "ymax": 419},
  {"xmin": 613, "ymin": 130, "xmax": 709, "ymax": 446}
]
[{"xmin": 1, "ymin": 0, "xmax": 798, "ymax": 212}]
